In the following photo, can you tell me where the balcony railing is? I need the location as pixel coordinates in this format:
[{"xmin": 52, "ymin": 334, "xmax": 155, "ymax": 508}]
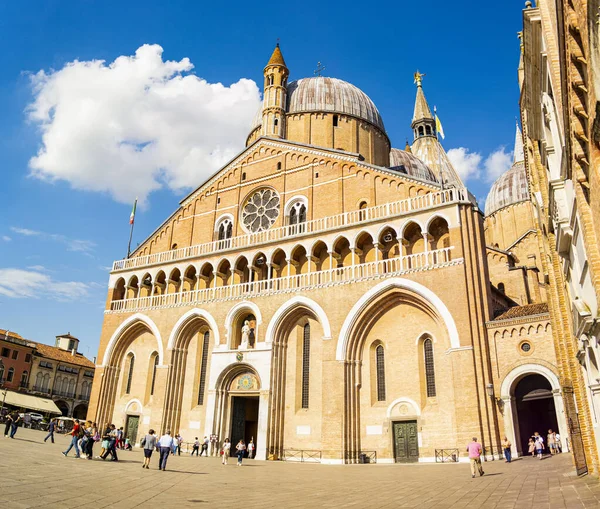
[
  {"xmin": 112, "ymin": 188, "xmax": 469, "ymax": 272},
  {"xmin": 52, "ymin": 390, "xmax": 76, "ymax": 399},
  {"xmin": 108, "ymin": 247, "xmax": 459, "ymax": 313},
  {"xmin": 77, "ymin": 394, "xmax": 90, "ymax": 401},
  {"xmin": 31, "ymin": 385, "xmax": 51, "ymax": 394}
]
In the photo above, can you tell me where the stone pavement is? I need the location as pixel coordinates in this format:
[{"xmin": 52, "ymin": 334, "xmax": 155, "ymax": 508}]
[{"xmin": 1, "ymin": 428, "xmax": 600, "ymax": 508}]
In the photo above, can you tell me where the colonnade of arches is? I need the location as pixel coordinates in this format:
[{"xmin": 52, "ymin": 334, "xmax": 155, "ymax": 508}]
[{"xmin": 111, "ymin": 217, "xmax": 451, "ymax": 302}]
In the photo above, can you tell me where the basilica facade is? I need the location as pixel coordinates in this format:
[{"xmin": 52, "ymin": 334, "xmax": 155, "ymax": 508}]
[{"xmin": 88, "ymin": 45, "xmax": 565, "ymax": 463}]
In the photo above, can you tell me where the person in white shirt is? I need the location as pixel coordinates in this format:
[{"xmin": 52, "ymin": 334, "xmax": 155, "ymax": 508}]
[
  {"xmin": 247, "ymin": 439, "xmax": 255, "ymax": 459},
  {"xmin": 158, "ymin": 431, "xmax": 175, "ymax": 471},
  {"xmin": 221, "ymin": 438, "xmax": 231, "ymax": 465}
]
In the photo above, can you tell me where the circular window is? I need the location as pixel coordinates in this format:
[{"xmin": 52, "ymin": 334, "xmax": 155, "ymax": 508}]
[
  {"xmin": 520, "ymin": 342, "xmax": 532, "ymax": 353},
  {"xmin": 242, "ymin": 188, "xmax": 280, "ymax": 232}
]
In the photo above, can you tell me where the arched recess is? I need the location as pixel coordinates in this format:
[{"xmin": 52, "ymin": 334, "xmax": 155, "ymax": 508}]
[
  {"xmin": 210, "ymin": 363, "xmax": 266, "ymax": 458},
  {"xmin": 95, "ymin": 314, "xmax": 164, "ymax": 428},
  {"xmin": 336, "ymin": 278, "xmax": 458, "ymax": 463},
  {"xmin": 225, "ymin": 301, "xmax": 263, "ymax": 349},
  {"xmin": 500, "ymin": 363, "xmax": 567, "ymax": 457},
  {"xmin": 162, "ymin": 309, "xmax": 219, "ymax": 433},
  {"xmin": 264, "ymin": 296, "xmax": 331, "ymax": 459}
]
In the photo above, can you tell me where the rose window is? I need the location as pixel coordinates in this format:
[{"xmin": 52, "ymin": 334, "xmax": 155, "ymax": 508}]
[{"xmin": 242, "ymin": 189, "xmax": 280, "ymax": 232}]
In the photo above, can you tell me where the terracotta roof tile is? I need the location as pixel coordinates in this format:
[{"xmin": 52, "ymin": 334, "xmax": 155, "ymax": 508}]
[
  {"xmin": 31, "ymin": 342, "xmax": 95, "ymax": 369},
  {"xmin": 493, "ymin": 303, "xmax": 549, "ymax": 321}
]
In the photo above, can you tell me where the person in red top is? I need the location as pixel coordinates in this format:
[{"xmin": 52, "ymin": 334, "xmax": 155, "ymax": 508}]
[
  {"xmin": 62, "ymin": 419, "xmax": 81, "ymax": 458},
  {"xmin": 466, "ymin": 437, "xmax": 484, "ymax": 478}
]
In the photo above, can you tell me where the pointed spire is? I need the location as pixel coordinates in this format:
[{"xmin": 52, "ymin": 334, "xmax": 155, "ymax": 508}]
[
  {"xmin": 514, "ymin": 121, "xmax": 524, "ymax": 163},
  {"xmin": 412, "ymin": 71, "xmax": 433, "ymax": 123},
  {"xmin": 266, "ymin": 43, "xmax": 287, "ymax": 68},
  {"xmin": 405, "ymin": 139, "xmax": 412, "ymax": 153}
]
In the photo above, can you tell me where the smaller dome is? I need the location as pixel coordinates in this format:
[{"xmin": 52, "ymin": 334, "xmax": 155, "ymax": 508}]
[
  {"xmin": 388, "ymin": 148, "xmax": 438, "ymax": 183},
  {"xmin": 485, "ymin": 161, "xmax": 529, "ymax": 215}
]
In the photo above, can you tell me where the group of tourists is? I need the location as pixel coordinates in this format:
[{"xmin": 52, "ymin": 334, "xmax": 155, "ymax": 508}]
[
  {"xmin": 138, "ymin": 429, "xmax": 255, "ymax": 471},
  {"xmin": 527, "ymin": 429, "xmax": 562, "ymax": 459}
]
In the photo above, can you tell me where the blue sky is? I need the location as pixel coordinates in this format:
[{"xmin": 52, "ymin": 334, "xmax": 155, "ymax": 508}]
[{"xmin": 0, "ymin": 0, "xmax": 525, "ymax": 358}]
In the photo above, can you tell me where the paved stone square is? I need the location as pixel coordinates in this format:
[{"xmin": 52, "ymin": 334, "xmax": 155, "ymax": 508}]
[{"xmin": 1, "ymin": 428, "xmax": 600, "ymax": 508}]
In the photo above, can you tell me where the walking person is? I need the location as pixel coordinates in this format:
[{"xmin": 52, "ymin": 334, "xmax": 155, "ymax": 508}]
[
  {"xmin": 221, "ymin": 438, "xmax": 231, "ymax": 465},
  {"xmin": 3, "ymin": 412, "xmax": 14, "ymax": 438},
  {"xmin": 466, "ymin": 437, "xmax": 484, "ymax": 478},
  {"xmin": 200, "ymin": 436, "xmax": 209, "ymax": 456},
  {"xmin": 62, "ymin": 419, "xmax": 81, "ymax": 458},
  {"xmin": 528, "ymin": 438, "xmax": 536, "ymax": 456},
  {"xmin": 44, "ymin": 418, "xmax": 56, "ymax": 443},
  {"xmin": 247, "ymin": 439, "xmax": 255, "ymax": 459},
  {"xmin": 547, "ymin": 429, "xmax": 556, "ymax": 455},
  {"xmin": 235, "ymin": 439, "xmax": 246, "ymax": 466},
  {"xmin": 141, "ymin": 429, "xmax": 157, "ymax": 469},
  {"xmin": 191, "ymin": 437, "xmax": 200, "ymax": 456},
  {"xmin": 158, "ymin": 430, "xmax": 175, "ymax": 471},
  {"xmin": 177, "ymin": 434, "xmax": 183, "ymax": 456},
  {"xmin": 555, "ymin": 432, "xmax": 562, "ymax": 453},
  {"xmin": 85, "ymin": 422, "xmax": 98, "ymax": 459},
  {"xmin": 502, "ymin": 436, "xmax": 512, "ymax": 463},
  {"xmin": 116, "ymin": 427, "xmax": 124, "ymax": 449},
  {"xmin": 100, "ymin": 424, "xmax": 119, "ymax": 461},
  {"xmin": 9, "ymin": 411, "xmax": 22, "ymax": 439},
  {"xmin": 533, "ymin": 432, "xmax": 545, "ymax": 459}
]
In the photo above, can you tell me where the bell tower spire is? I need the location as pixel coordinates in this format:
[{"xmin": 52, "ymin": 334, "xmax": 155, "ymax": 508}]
[
  {"xmin": 411, "ymin": 71, "xmax": 436, "ymax": 140},
  {"xmin": 261, "ymin": 43, "xmax": 289, "ymax": 138}
]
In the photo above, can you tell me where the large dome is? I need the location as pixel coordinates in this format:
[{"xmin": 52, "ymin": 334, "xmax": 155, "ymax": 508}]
[
  {"xmin": 389, "ymin": 148, "xmax": 438, "ymax": 183},
  {"xmin": 485, "ymin": 161, "xmax": 529, "ymax": 215},
  {"xmin": 286, "ymin": 77, "xmax": 385, "ymax": 131}
]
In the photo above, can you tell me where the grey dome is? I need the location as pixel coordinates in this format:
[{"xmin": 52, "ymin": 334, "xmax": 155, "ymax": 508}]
[
  {"xmin": 389, "ymin": 148, "xmax": 438, "ymax": 183},
  {"xmin": 485, "ymin": 161, "xmax": 529, "ymax": 215}
]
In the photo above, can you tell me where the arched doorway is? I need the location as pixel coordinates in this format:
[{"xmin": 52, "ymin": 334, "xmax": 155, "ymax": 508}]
[
  {"xmin": 500, "ymin": 364, "xmax": 567, "ymax": 457},
  {"xmin": 514, "ymin": 374, "xmax": 559, "ymax": 454},
  {"xmin": 55, "ymin": 400, "xmax": 69, "ymax": 417},
  {"xmin": 213, "ymin": 364, "xmax": 264, "ymax": 458},
  {"xmin": 72, "ymin": 403, "xmax": 88, "ymax": 420}
]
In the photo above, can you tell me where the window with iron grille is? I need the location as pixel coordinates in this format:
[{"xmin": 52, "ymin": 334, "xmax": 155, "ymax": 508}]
[
  {"xmin": 424, "ymin": 338, "xmax": 436, "ymax": 397},
  {"xmin": 150, "ymin": 355, "xmax": 159, "ymax": 396},
  {"xmin": 197, "ymin": 331, "xmax": 210, "ymax": 405},
  {"xmin": 301, "ymin": 324, "xmax": 310, "ymax": 409},
  {"xmin": 375, "ymin": 345, "xmax": 386, "ymax": 401},
  {"xmin": 125, "ymin": 354, "xmax": 135, "ymax": 394}
]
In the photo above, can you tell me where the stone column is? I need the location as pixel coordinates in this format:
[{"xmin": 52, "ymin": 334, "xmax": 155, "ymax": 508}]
[{"xmin": 256, "ymin": 389, "xmax": 270, "ymax": 461}]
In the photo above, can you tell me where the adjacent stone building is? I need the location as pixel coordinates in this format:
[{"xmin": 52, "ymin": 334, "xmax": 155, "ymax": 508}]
[
  {"xmin": 0, "ymin": 330, "xmax": 34, "ymax": 392},
  {"xmin": 519, "ymin": 0, "xmax": 600, "ymax": 475},
  {"xmin": 88, "ymin": 45, "xmax": 565, "ymax": 465}
]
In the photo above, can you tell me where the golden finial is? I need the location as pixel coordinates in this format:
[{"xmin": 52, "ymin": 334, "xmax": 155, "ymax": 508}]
[{"xmin": 414, "ymin": 70, "xmax": 426, "ymax": 87}]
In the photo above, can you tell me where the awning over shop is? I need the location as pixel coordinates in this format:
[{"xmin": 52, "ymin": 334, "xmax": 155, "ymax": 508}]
[{"xmin": 2, "ymin": 390, "xmax": 62, "ymax": 414}]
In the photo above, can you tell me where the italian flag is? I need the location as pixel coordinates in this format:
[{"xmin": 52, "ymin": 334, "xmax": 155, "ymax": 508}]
[{"xmin": 129, "ymin": 199, "xmax": 137, "ymax": 225}]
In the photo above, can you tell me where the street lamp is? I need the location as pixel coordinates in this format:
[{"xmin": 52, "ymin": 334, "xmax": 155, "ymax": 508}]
[{"xmin": 485, "ymin": 383, "xmax": 494, "ymax": 398}]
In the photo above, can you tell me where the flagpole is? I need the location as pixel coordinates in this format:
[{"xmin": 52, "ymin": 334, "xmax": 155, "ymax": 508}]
[
  {"xmin": 435, "ymin": 106, "xmax": 445, "ymax": 191},
  {"xmin": 127, "ymin": 198, "xmax": 138, "ymax": 259}
]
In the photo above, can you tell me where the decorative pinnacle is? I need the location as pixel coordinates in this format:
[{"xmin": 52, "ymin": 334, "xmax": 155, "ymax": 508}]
[
  {"xmin": 414, "ymin": 70, "xmax": 426, "ymax": 87},
  {"xmin": 314, "ymin": 61, "xmax": 326, "ymax": 77}
]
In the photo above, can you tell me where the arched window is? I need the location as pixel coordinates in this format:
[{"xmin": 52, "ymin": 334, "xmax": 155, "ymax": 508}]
[
  {"xmin": 126, "ymin": 354, "xmax": 135, "ymax": 395},
  {"xmin": 217, "ymin": 218, "xmax": 233, "ymax": 243},
  {"xmin": 424, "ymin": 339, "xmax": 436, "ymax": 397},
  {"xmin": 43, "ymin": 374, "xmax": 50, "ymax": 390},
  {"xmin": 7, "ymin": 368, "xmax": 14, "ymax": 383},
  {"xmin": 358, "ymin": 200, "xmax": 368, "ymax": 221},
  {"xmin": 274, "ymin": 118, "xmax": 278, "ymax": 127},
  {"xmin": 418, "ymin": 126, "xmax": 424, "ymax": 137},
  {"xmin": 375, "ymin": 345, "xmax": 386, "ymax": 401},
  {"xmin": 301, "ymin": 323, "xmax": 310, "ymax": 409},
  {"xmin": 197, "ymin": 331, "xmax": 210, "ymax": 405},
  {"xmin": 289, "ymin": 201, "xmax": 307, "ymax": 234},
  {"xmin": 20, "ymin": 370, "xmax": 28, "ymax": 388},
  {"xmin": 0, "ymin": 364, "xmax": 4, "ymax": 382},
  {"xmin": 150, "ymin": 355, "xmax": 159, "ymax": 396},
  {"xmin": 68, "ymin": 379, "xmax": 75, "ymax": 397},
  {"xmin": 425, "ymin": 125, "xmax": 432, "ymax": 135},
  {"xmin": 35, "ymin": 372, "xmax": 42, "ymax": 389}
]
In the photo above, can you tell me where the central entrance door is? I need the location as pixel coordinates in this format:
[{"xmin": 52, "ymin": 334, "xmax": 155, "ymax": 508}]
[
  {"xmin": 125, "ymin": 415, "xmax": 140, "ymax": 445},
  {"xmin": 393, "ymin": 420, "xmax": 419, "ymax": 463},
  {"xmin": 230, "ymin": 396, "xmax": 259, "ymax": 456}
]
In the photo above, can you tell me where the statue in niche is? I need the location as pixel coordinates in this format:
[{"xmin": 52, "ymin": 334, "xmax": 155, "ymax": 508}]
[
  {"xmin": 249, "ymin": 327, "xmax": 255, "ymax": 348},
  {"xmin": 240, "ymin": 320, "xmax": 251, "ymax": 350}
]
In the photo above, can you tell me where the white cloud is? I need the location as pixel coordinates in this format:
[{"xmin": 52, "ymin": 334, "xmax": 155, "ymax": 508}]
[
  {"xmin": 483, "ymin": 147, "xmax": 512, "ymax": 183},
  {"xmin": 447, "ymin": 148, "xmax": 482, "ymax": 181},
  {"xmin": 10, "ymin": 226, "xmax": 95, "ymax": 254},
  {"xmin": 0, "ymin": 268, "xmax": 89, "ymax": 301},
  {"xmin": 1, "ymin": 236, "xmax": 10, "ymax": 242},
  {"xmin": 447, "ymin": 147, "xmax": 513, "ymax": 183},
  {"xmin": 26, "ymin": 44, "xmax": 262, "ymax": 205}
]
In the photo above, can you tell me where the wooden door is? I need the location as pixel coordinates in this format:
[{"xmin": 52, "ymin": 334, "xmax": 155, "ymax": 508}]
[
  {"xmin": 125, "ymin": 415, "xmax": 140, "ymax": 445},
  {"xmin": 393, "ymin": 421, "xmax": 419, "ymax": 463}
]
